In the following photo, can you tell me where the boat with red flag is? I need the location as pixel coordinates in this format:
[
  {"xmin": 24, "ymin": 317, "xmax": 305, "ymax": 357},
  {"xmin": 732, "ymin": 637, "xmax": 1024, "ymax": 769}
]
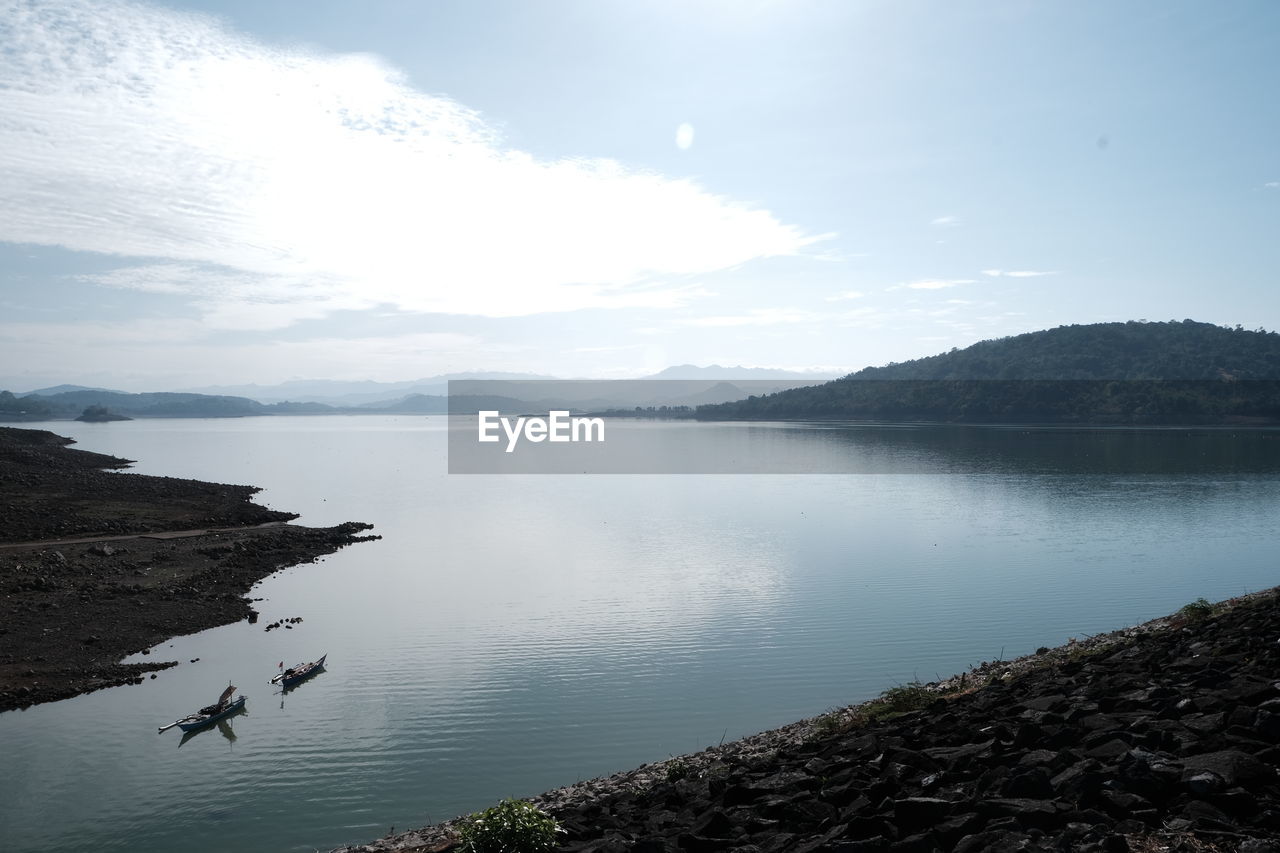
[{"xmin": 271, "ymin": 654, "xmax": 327, "ymax": 689}]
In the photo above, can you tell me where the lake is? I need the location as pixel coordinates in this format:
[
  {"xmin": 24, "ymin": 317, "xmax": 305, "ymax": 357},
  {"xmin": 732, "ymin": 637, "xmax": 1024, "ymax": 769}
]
[{"xmin": 2, "ymin": 416, "xmax": 1278, "ymax": 852}]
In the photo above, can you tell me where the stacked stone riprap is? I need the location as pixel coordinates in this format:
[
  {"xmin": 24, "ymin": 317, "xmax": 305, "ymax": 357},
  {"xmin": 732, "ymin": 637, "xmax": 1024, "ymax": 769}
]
[{"xmin": 337, "ymin": 589, "xmax": 1280, "ymax": 853}]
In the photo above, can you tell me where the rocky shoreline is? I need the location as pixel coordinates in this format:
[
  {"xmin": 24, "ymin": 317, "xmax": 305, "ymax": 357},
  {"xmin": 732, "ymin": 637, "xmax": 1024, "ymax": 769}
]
[
  {"xmin": 337, "ymin": 589, "xmax": 1280, "ymax": 853},
  {"xmin": 0, "ymin": 426, "xmax": 379, "ymax": 711}
]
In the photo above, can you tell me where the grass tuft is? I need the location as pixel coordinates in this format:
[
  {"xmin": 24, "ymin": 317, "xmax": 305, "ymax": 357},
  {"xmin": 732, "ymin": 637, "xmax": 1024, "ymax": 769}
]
[
  {"xmin": 874, "ymin": 681, "xmax": 934, "ymax": 714},
  {"xmin": 663, "ymin": 757, "xmax": 691, "ymax": 782},
  {"xmin": 458, "ymin": 798, "xmax": 563, "ymax": 853},
  {"xmin": 1178, "ymin": 597, "xmax": 1216, "ymax": 622}
]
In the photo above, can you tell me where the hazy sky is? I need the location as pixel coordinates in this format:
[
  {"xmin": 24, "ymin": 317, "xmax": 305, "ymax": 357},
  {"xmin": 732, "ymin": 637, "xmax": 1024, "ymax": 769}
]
[{"xmin": 2, "ymin": 0, "xmax": 1278, "ymax": 391}]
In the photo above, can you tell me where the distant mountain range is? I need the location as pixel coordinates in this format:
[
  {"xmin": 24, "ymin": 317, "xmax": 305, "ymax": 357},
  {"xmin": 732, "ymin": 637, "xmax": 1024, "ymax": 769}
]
[
  {"xmin": 22, "ymin": 384, "xmax": 123, "ymax": 396},
  {"xmin": 0, "ymin": 367, "xmax": 836, "ymax": 421},
  {"xmin": 14, "ymin": 322, "xmax": 1280, "ymax": 425},
  {"xmin": 701, "ymin": 320, "xmax": 1280, "ymax": 424},
  {"xmin": 172, "ymin": 372, "xmax": 560, "ymax": 406},
  {"xmin": 646, "ymin": 365, "xmax": 843, "ymax": 381},
  {"xmin": 172, "ymin": 367, "xmax": 840, "ymax": 406}
]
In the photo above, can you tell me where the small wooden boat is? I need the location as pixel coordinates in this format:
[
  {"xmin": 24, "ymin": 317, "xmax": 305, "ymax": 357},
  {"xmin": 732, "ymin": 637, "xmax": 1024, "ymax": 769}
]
[
  {"xmin": 159, "ymin": 685, "xmax": 247, "ymax": 733},
  {"xmin": 271, "ymin": 654, "xmax": 326, "ymax": 689},
  {"xmin": 178, "ymin": 716, "xmax": 240, "ymax": 748}
]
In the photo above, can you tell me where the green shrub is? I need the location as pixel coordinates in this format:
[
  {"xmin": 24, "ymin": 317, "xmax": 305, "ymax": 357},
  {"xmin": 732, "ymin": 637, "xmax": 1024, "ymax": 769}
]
[
  {"xmin": 810, "ymin": 709, "xmax": 845, "ymax": 738},
  {"xmin": 876, "ymin": 681, "xmax": 933, "ymax": 714},
  {"xmin": 1178, "ymin": 597, "xmax": 1215, "ymax": 621},
  {"xmin": 458, "ymin": 798, "xmax": 563, "ymax": 853},
  {"xmin": 664, "ymin": 757, "xmax": 691, "ymax": 782}
]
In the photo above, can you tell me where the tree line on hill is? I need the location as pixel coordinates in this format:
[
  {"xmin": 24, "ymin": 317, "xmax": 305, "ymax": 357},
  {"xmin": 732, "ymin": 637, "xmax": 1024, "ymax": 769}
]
[{"xmin": 699, "ymin": 321, "xmax": 1280, "ymax": 424}]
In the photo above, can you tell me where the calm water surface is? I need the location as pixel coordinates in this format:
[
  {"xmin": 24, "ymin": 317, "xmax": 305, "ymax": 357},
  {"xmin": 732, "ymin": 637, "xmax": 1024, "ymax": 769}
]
[{"xmin": 1, "ymin": 416, "xmax": 1278, "ymax": 852}]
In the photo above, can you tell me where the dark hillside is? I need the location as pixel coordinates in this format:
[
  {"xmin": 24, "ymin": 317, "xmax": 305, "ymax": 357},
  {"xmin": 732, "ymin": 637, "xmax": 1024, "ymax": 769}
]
[
  {"xmin": 850, "ymin": 321, "xmax": 1280, "ymax": 381},
  {"xmin": 701, "ymin": 322, "xmax": 1280, "ymax": 424}
]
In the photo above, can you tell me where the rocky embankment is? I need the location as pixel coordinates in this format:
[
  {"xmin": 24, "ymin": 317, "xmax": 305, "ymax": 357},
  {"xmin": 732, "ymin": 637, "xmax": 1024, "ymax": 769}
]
[
  {"xmin": 340, "ymin": 590, "xmax": 1280, "ymax": 853},
  {"xmin": 0, "ymin": 426, "xmax": 379, "ymax": 711}
]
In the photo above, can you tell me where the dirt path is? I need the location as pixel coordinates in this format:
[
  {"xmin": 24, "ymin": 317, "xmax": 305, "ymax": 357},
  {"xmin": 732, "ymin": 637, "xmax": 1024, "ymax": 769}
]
[{"xmin": 0, "ymin": 521, "xmax": 290, "ymax": 550}]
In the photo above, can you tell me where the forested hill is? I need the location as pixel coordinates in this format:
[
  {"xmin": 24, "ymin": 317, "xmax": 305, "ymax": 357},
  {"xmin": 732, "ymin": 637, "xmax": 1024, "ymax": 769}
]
[
  {"xmin": 848, "ymin": 320, "xmax": 1280, "ymax": 381},
  {"xmin": 700, "ymin": 321, "xmax": 1280, "ymax": 424}
]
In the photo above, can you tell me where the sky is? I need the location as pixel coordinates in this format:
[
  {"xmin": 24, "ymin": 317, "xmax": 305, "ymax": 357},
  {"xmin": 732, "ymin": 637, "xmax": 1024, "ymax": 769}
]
[{"xmin": 2, "ymin": 0, "xmax": 1278, "ymax": 392}]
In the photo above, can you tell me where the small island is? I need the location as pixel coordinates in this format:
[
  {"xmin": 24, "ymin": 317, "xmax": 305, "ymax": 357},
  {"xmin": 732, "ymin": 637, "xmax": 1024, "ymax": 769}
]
[{"xmin": 74, "ymin": 404, "xmax": 132, "ymax": 422}]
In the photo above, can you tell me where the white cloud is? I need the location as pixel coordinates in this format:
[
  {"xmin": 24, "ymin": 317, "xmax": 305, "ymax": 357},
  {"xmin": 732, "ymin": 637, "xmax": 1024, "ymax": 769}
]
[
  {"xmin": 570, "ymin": 344, "xmax": 643, "ymax": 354},
  {"xmin": 74, "ymin": 263, "xmax": 712, "ymax": 330},
  {"xmin": 836, "ymin": 307, "xmax": 888, "ymax": 328},
  {"xmin": 74, "ymin": 263, "xmax": 362, "ymax": 329},
  {"xmin": 825, "ymin": 289, "xmax": 865, "ymax": 301},
  {"xmin": 982, "ymin": 269, "xmax": 1058, "ymax": 278},
  {"xmin": 0, "ymin": 0, "xmax": 822, "ymax": 326},
  {"xmin": 74, "ymin": 265, "xmax": 197, "ymax": 295},
  {"xmin": 681, "ymin": 305, "xmax": 886, "ymax": 329},
  {"xmin": 682, "ymin": 307, "xmax": 818, "ymax": 327},
  {"xmin": 0, "ymin": 318, "xmax": 210, "ymax": 347},
  {"xmin": 930, "ymin": 215, "xmax": 959, "ymax": 227},
  {"xmin": 810, "ymin": 248, "xmax": 868, "ymax": 262},
  {"xmin": 675, "ymin": 123, "xmax": 695, "ymax": 150},
  {"xmin": 0, "ymin": 318, "xmax": 489, "ymax": 385},
  {"xmin": 888, "ymin": 278, "xmax": 975, "ymax": 291},
  {"xmin": 1264, "ymin": 182, "xmax": 1279, "ymax": 189}
]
